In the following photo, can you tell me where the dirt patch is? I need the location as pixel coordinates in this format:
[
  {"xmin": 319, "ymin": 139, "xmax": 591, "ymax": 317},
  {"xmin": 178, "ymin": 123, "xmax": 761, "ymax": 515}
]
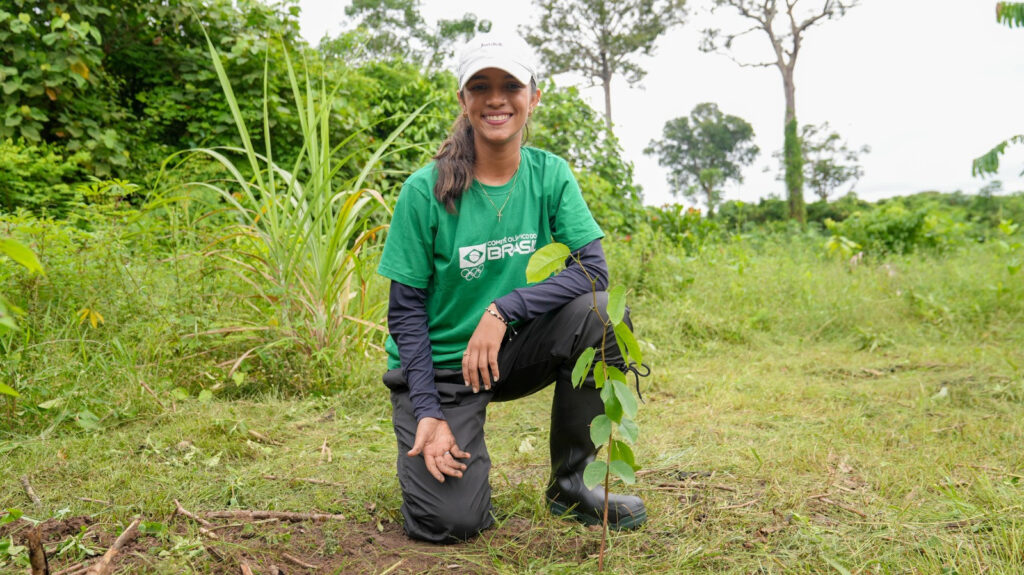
[{"xmin": 0, "ymin": 512, "xmax": 558, "ymax": 574}]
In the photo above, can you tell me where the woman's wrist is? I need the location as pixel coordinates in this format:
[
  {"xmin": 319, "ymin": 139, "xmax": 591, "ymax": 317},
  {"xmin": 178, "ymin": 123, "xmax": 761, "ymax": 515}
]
[{"xmin": 484, "ymin": 303, "xmax": 507, "ymax": 325}]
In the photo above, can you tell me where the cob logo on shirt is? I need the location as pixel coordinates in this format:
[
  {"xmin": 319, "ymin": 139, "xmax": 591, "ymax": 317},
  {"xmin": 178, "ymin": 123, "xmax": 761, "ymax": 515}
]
[{"xmin": 458, "ymin": 233, "xmax": 538, "ymax": 281}]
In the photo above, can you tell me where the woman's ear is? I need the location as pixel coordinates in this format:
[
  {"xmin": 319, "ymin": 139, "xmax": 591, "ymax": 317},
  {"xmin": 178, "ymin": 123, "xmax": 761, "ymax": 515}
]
[
  {"xmin": 531, "ymin": 89, "xmax": 542, "ymax": 110},
  {"xmin": 457, "ymin": 90, "xmax": 467, "ymax": 115}
]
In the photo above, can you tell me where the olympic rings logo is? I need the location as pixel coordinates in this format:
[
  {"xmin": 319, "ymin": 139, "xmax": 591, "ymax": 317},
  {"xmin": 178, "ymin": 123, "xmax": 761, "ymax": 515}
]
[{"xmin": 461, "ymin": 266, "xmax": 483, "ymax": 281}]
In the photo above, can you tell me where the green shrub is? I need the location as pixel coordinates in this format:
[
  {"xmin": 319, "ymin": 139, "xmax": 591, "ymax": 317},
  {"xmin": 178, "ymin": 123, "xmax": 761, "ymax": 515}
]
[
  {"xmin": 0, "ymin": 139, "xmax": 90, "ymax": 216},
  {"xmin": 825, "ymin": 203, "xmax": 970, "ymax": 255},
  {"xmin": 645, "ymin": 203, "xmax": 720, "ymax": 254}
]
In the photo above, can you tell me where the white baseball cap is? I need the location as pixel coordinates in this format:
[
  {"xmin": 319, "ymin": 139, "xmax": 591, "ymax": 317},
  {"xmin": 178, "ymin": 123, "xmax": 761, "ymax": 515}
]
[{"xmin": 456, "ymin": 32, "xmax": 538, "ymax": 91}]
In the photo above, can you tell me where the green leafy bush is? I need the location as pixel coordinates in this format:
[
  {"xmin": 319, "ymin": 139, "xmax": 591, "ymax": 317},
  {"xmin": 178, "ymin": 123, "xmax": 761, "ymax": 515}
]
[
  {"xmin": 0, "ymin": 139, "xmax": 89, "ymax": 216},
  {"xmin": 825, "ymin": 203, "xmax": 969, "ymax": 255},
  {"xmin": 645, "ymin": 203, "xmax": 720, "ymax": 254}
]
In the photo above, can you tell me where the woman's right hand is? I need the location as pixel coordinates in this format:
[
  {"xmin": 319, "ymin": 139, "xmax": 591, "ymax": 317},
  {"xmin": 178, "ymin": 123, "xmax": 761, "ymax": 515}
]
[
  {"xmin": 462, "ymin": 305, "xmax": 507, "ymax": 392},
  {"xmin": 407, "ymin": 417, "xmax": 470, "ymax": 482}
]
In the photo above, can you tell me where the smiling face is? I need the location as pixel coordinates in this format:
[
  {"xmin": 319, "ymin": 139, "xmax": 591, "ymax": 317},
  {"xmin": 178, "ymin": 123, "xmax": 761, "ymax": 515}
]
[{"xmin": 458, "ymin": 67, "xmax": 541, "ymax": 151}]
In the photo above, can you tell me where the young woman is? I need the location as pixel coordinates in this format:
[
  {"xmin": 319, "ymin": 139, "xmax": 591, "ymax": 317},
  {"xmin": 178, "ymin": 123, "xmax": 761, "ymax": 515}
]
[{"xmin": 377, "ymin": 32, "xmax": 646, "ymax": 543}]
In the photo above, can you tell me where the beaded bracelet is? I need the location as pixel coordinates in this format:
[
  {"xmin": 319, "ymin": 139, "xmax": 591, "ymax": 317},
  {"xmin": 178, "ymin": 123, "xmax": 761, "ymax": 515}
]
[{"xmin": 485, "ymin": 307, "xmax": 508, "ymax": 325}]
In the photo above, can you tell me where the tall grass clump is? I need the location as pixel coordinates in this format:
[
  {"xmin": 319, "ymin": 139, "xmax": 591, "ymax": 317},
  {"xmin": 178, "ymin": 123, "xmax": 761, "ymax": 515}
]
[{"xmin": 162, "ymin": 30, "xmax": 428, "ymax": 378}]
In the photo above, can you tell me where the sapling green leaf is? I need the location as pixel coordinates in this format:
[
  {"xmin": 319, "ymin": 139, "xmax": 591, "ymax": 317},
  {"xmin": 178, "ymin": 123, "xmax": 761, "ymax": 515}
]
[
  {"xmin": 613, "ymin": 322, "xmax": 643, "ymax": 365},
  {"xmin": 604, "ymin": 364, "xmax": 626, "ymax": 384},
  {"xmin": 593, "ymin": 360, "xmax": 607, "ymax": 389},
  {"xmin": 609, "ymin": 460, "xmax": 637, "ymax": 485},
  {"xmin": 601, "ymin": 383, "xmax": 623, "ymax": 423},
  {"xmin": 525, "ymin": 242, "xmax": 570, "ymax": 283},
  {"xmin": 583, "ymin": 460, "xmax": 608, "ymax": 490},
  {"xmin": 590, "ymin": 414, "xmax": 612, "ymax": 446},
  {"xmin": 0, "ymin": 383, "xmax": 20, "ymax": 398},
  {"xmin": 610, "ymin": 439, "xmax": 638, "ymax": 470},
  {"xmin": 612, "ymin": 380, "xmax": 638, "ymax": 420},
  {"xmin": 606, "ymin": 285, "xmax": 627, "ymax": 325},
  {"xmin": 572, "ymin": 347, "xmax": 596, "ymax": 389},
  {"xmin": 619, "ymin": 417, "xmax": 639, "ymax": 444}
]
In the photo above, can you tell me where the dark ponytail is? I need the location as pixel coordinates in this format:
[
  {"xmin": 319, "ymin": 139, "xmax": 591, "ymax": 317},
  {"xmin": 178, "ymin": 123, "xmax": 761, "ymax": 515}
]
[
  {"xmin": 433, "ymin": 114, "xmax": 476, "ymax": 214},
  {"xmin": 433, "ymin": 80, "xmax": 538, "ymax": 213}
]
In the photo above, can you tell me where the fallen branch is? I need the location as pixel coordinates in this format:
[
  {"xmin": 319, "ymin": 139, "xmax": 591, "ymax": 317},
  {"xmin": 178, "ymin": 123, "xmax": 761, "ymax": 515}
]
[
  {"xmin": 320, "ymin": 438, "xmax": 332, "ymax": 463},
  {"xmin": 28, "ymin": 526, "xmax": 49, "ymax": 575},
  {"xmin": 172, "ymin": 500, "xmax": 219, "ymax": 540},
  {"xmin": 20, "ymin": 476, "xmax": 42, "ymax": 507},
  {"xmin": 262, "ymin": 475, "xmax": 347, "ymax": 489},
  {"xmin": 207, "ymin": 518, "xmax": 279, "ymax": 532},
  {"xmin": 240, "ymin": 561, "xmax": 254, "ymax": 575},
  {"xmin": 173, "ymin": 500, "xmax": 213, "ymax": 527},
  {"xmin": 85, "ymin": 517, "xmax": 141, "ymax": 575},
  {"xmin": 811, "ymin": 495, "xmax": 867, "ymax": 518},
  {"xmin": 139, "ymin": 381, "xmax": 167, "ymax": 411},
  {"xmin": 52, "ymin": 562, "xmax": 95, "ymax": 575},
  {"xmin": 248, "ymin": 429, "xmax": 282, "ymax": 446},
  {"xmin": 203, "ymin": 510, "xmax": 345, "ymax": 523},
  {"xmin": 655, "ymin": 481, "xmax": 737, "ymax": 493},
  {"xmin": 282, "ymin": 552, "xmax": 318, "ymax": 570}
]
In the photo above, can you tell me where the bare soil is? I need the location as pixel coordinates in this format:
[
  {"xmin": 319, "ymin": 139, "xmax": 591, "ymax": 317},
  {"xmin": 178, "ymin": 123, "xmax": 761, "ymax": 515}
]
[{"xmin": 0, "ymin": 512, "xmax": 548, "ymax": 574}]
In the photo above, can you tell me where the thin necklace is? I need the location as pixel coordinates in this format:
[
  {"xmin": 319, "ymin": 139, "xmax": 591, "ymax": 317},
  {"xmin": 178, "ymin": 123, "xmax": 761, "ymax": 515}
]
[{"xmin": 475, "ymin": 153, "xmax": 522, "ymax": 222}]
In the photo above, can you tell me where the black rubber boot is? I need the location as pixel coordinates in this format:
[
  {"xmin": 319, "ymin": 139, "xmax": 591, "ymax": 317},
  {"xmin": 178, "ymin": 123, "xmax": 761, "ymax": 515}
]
[{"xmin": 546, "ymin": 376, "xmax": 647, "ymax": 530}]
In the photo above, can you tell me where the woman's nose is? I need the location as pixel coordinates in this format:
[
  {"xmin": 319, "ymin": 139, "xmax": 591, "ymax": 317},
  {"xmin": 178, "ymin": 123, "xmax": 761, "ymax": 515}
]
[{"xmin": 485, "ymin": 89, "xmax": 506, "ymax": 105}]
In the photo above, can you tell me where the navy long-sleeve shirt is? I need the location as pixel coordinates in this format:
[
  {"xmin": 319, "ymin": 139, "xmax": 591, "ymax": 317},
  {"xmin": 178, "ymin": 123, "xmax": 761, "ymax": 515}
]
[{"xmin": 388, "ymin": 238, "xmax": 609, "ymax": 421}]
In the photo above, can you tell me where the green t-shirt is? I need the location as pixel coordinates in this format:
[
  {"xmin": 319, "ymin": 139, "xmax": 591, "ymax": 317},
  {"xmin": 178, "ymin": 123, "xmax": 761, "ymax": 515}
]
[{"xmin": 377, "ymin": 146, "xmax": 603, "ymax": 370}]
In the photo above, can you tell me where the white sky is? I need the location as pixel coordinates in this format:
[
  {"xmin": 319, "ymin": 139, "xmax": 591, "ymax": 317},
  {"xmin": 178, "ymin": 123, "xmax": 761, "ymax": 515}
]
[{"xmin": 297, "ymin": 0, "xmax": 1024, "ymax": 208}]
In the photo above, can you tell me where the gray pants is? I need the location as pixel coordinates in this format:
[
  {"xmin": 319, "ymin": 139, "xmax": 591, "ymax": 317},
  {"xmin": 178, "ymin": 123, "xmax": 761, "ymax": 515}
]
[{"xmin": 384, "ymin": 292, "xmax": 625, "ymax": 542}]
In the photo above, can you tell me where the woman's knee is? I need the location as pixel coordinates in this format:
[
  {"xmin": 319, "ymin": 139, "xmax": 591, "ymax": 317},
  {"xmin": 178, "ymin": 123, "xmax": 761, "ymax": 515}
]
[{"xmin": 403, "ymin": 494, "xmax": 492, "ymax": 542}]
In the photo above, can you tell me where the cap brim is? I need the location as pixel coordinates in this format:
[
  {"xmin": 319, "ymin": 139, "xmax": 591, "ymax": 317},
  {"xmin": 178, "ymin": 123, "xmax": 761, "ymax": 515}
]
[{"xmin": 459, "ymin": 59, "xmax": 533, "ymax": 90}]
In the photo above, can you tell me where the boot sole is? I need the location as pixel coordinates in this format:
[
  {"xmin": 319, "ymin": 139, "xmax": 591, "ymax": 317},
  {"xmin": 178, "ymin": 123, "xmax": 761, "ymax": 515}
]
[{"xmin": 548, "ymin": 500, "xmax": 647, "ymax": 530}]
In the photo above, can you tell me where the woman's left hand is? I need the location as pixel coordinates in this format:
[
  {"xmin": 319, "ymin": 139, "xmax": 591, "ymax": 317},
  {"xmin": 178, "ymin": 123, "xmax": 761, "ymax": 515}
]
[{"xmin": 462, "ymin": 305, "xmax": 507, "ymax": 393}]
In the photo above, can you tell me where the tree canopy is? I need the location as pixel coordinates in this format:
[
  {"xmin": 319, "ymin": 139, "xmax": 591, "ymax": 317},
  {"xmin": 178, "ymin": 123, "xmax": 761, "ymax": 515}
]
[
  {"xmin": 334, "ymin": 0, "xmax": 488, "ymax": 67},
  {"xmin": 778, "ymin": 123, "xmax": 869, "ymax": 202},
  {"xmin": 645, "ymin": 102, "xmax": 759, "ymax": 216},
  {"xmin": 522, "ymin": 0, "xmax": 685, "ymax": 130}
]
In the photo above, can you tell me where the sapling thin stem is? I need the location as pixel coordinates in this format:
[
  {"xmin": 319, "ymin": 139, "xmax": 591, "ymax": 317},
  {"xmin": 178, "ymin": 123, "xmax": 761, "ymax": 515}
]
[{"xmin": 569, "ymin": 253, "xmax": 612, "ymax": 571}]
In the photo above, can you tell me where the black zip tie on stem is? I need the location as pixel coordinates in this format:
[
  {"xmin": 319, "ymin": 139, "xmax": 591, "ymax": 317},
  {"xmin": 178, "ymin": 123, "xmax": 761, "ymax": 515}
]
[{"xmin": 624, "ymin": 362, "xmax": 651, "ymax": 403}]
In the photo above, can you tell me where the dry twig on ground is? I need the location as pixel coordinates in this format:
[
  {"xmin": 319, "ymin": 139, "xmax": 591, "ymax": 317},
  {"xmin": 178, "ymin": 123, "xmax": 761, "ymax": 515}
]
[
  {"xmin": 203, "ymin": 510, "xmax": 345, "ymax": 522},
  {"xmin": 85, "ymin": 517, "xmax": 141, "ymax": 575},
  {"xmin": 261, "ymin": 474, "xmax": 345, "ymax": 487},
  {"xmin": 248, "ymin": 429, "xmax": 282, "ymax": 445},
  {"xmin": 811, "ymin": 495, "xmax": 868, "ymax": 518},
  {"xmin": 282, "ymin": 552, "xmax": 318, "ymax": 569},
  {"xmin": 20, "ymin": 476, "xmax": 42, "ymax": 507}
]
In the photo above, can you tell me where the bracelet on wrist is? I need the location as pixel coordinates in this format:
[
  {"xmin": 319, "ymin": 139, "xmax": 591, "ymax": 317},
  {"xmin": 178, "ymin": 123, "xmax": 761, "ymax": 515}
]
[{"xmin": 485, "ymin": 306, "xmax": 507, "ymax": 325}]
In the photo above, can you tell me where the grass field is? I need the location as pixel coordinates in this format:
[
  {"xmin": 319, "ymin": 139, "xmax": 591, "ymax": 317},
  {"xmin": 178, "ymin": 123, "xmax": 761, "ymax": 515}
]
[{"xmin": 2, "ymin": 225, "xmax": 1023, "ymax": 573}]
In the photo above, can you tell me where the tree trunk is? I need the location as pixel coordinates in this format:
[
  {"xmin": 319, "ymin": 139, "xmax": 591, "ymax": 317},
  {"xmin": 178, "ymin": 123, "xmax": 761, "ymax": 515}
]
[
  {"xmin": 781, "ymin": 68, "xmax": 805, "ymax": 223},
  {"xmin": 600, "ymin": 50, "xmax": 612, "ymax": 131}
]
